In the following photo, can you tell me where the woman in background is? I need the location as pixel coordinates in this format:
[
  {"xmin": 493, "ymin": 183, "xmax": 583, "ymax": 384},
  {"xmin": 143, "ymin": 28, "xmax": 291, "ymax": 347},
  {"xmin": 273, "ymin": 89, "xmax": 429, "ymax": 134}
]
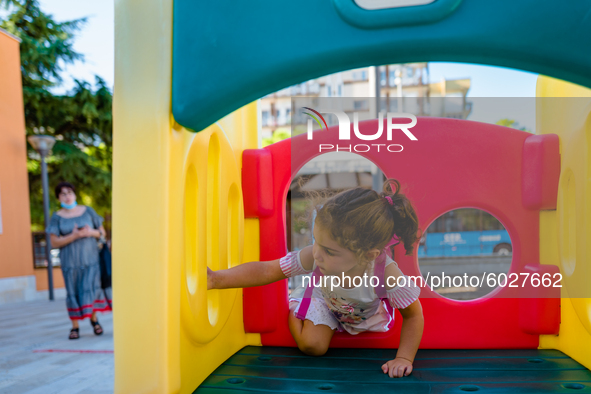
[{"xmin": 47, "ymin": 181, "xmax": 112, "ymax": 339}]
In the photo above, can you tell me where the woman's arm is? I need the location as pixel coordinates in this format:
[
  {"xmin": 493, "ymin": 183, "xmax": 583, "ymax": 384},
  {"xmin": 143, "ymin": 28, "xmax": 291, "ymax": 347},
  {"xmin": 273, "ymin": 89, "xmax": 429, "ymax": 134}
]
[
  {"xmin": 50, "ymin": 223, "xmax": 103, "ymax": 248},
  {"xmin": 381, "ymin": 300, "xmax": 424, "ymax": 378},
  {"xmin": 86, "ymin": 206, "xmax": 105, "ymax": 239},
  {"xmin": 90, "ymin": 225, "xmax": 106, "ymax": 239},
  {"xmin": 49, "ymin": 226, "xmax": 81, "ymax": 249},
  {"xmin": 208, "ymin": 259, "xmax": 288, "ymax": 290}
]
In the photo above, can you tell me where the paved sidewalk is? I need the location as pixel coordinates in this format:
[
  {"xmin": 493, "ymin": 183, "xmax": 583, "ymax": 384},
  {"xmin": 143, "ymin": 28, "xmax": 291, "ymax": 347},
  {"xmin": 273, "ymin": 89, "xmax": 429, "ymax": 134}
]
[{"xmin": 0, "ymin": 298, "xmax": 113, "ymax": 393}]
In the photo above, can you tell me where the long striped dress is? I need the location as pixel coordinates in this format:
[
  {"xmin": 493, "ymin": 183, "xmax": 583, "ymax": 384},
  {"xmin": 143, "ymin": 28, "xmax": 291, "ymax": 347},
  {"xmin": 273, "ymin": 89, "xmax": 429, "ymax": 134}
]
[{"xmin": 47, "ymin": 206, "xmax": 112, "ymax": 320}]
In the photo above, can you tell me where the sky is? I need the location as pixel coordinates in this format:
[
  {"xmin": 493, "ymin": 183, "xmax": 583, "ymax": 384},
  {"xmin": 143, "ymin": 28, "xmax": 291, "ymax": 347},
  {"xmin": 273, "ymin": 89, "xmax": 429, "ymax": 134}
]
[
  {"xmin": 37, "ymin": 0, "xmax": 115, "ymax": 93},
  {"xmin": 429, "ymin": 62, "xmax": 538, "ymax": 130},
  {"xmin": 9, "ymin": 1, "xmax": 538, "ymax": 130}
]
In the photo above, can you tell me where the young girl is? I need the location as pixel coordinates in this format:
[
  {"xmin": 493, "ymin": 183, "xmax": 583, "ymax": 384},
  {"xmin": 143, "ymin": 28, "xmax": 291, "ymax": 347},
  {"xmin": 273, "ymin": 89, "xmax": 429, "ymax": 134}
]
[{"xmin": 208, "ymin": 179, "xmax": 424, "ymax": 378}]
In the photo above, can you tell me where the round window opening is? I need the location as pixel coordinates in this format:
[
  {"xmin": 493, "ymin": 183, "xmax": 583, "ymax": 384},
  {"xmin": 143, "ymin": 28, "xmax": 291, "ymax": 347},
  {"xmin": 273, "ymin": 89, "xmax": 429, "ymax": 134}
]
[
  {"xmin": 419, "ymin": 208, "xmax": 513, "ymax": 300},
  {"xmin": 287, "ymin": 151, "xmax": 381, "ymax": 296}
]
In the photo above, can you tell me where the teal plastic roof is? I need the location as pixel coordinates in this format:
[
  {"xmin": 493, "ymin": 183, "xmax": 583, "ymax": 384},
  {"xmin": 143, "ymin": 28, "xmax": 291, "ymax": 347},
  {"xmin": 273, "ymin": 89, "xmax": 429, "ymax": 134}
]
[{"xmin": 172, "ymin": 0, "xmax": 591, "ymax": 132}]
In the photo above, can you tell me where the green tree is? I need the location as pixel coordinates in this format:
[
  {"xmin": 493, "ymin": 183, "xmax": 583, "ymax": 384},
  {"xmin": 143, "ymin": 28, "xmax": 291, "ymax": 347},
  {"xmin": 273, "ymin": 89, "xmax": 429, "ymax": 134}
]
[
  {"xmin": 262, "ymin": 127, "xmax": 291, "ymax": 147},
  {"xmin": 1, "ymin": 0, "xmax": 112, "ymax": 234},
  {"xmin": 496, "ymin": 118, "xmax": 533, "ymax": 133}
]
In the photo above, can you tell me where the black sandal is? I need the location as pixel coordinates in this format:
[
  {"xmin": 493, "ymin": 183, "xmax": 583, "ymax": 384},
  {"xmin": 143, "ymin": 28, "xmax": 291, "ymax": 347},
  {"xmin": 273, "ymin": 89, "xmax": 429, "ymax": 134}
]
[
  {"xmin": 69, "ymin": 328, "xmax": 80, "ymax": 340},
  {"xmin": 90, "ymin": 318, "xmax": 103, "ymax": 335}
]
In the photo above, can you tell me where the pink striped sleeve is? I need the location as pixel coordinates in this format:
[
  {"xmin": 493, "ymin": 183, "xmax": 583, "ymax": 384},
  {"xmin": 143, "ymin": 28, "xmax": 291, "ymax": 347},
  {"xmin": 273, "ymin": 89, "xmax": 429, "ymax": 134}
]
[
  {"xmin": 279, "ymin": 250, "xmax": 312, "ymax": 278},
  {"xmin": 387, "ymin": 275, "xmax": 421, "ymax": 309}
]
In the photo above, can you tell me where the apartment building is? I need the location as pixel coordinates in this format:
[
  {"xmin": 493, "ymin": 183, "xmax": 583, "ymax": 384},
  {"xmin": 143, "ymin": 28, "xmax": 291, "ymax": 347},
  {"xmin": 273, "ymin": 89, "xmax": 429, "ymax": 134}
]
[{"xmin": 260, "ymin": 63, "xmax": 471, "ymax": 139}]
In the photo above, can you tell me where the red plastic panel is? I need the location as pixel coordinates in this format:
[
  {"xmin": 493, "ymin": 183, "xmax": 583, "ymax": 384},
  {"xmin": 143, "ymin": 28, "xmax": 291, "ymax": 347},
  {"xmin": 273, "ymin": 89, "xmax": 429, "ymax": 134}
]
[
  {"xmin": 243, "ymin": 145, "xmax": 289, "ymax": 333},
  {"xmin": 518, "ymin": 264, "xmax": 561, "ymax": 335},
  {"xmin": 242, "ymin": 149, "xmax": 274, "ymax": 218},
  {"xmin": 521, "ymin": 134, "xmax": 561, "ymax": 210},
  {"xmin": 243, "ymin": 282, "xmax": 280, "ymax": 333},
  {"xmin": 244, "ymin": 117, "xmax": 559, "ymax": 348}
]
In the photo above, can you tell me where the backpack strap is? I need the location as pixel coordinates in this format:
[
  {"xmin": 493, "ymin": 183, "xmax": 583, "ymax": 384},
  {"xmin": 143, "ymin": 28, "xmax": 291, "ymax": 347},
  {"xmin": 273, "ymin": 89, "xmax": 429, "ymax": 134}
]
[
  {"xmin": 295, "ymin": 266, "xmax": 322, "ymax": 321},
  {"xmin": 375, "ymin": 249, "xmax": 397, "ymax": 330},
  {"xmin": 375, "ymin": 235, "xmax": 400, "ymax": 300},
  {"xmin": 296, "ymin": 235, "xmax": 399, "ymax": 320},
  {"xmin": 374, "ymin": 252, "xmax": 387, "ymax": 300}
]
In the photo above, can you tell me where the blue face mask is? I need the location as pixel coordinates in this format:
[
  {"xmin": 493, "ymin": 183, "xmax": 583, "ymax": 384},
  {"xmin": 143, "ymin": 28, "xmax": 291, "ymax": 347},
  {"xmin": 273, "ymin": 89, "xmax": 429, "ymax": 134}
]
[{"xmin": 61, "ymin": 201, "xmax": 78, "ymax": 209}]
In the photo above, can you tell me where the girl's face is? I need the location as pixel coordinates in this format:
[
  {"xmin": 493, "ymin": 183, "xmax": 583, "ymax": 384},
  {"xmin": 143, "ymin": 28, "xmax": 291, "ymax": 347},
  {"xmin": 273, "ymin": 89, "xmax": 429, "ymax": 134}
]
[
  {"xmin": 58, "ymin": 187, "xmax": 76, "ymax": 206},
  {"xmin": 312, "ymin": 222, "xmax": 362, "ymax": 276}
]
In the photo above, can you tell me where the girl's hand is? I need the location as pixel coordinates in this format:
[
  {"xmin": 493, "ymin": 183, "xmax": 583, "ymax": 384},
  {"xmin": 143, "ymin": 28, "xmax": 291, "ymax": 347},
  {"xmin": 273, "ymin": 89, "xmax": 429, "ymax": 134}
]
[
  {"xmin": 207, "ymin": 267, "xmax": 216, "ymax": 290},
  {"xmin": 382, "ymin": 357, "xmax": 413, "ymax": 378}
]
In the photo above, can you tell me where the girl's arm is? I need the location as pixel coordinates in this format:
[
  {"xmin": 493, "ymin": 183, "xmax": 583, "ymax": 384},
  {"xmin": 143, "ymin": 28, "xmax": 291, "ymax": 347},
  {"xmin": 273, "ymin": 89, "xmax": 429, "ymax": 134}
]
[
  {"xmin": 381, "ymin": 262, "xmax": 424, "ymax": 378},
  {"xmin": 396, "ymin": 301, "xmax": 424, "ymax": 365},
  {"xmin": 381, "ymin": 300, "xmax": 424, "ymax": 378},
  {"xmin": 208, "ymin": 245, "xmax": 315, "ymax": 290},
  {"xmin": 208, "ymin": 259, "xmax": 287, "ymax": 290}
]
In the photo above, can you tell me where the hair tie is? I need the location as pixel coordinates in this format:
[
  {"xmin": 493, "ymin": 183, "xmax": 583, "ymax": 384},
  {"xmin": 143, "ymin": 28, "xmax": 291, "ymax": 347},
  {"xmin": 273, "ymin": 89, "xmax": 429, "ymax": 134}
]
[{"xmin": 384, "ymin": 196, "xmax": 394, "ymax": 206}]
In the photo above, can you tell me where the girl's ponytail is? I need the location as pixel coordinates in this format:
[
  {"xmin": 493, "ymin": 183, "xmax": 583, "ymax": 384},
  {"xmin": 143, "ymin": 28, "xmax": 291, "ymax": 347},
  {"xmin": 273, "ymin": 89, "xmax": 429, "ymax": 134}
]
[{"xmin": 380, "ymin": 179, "xmax": 422, "ymax": 256}]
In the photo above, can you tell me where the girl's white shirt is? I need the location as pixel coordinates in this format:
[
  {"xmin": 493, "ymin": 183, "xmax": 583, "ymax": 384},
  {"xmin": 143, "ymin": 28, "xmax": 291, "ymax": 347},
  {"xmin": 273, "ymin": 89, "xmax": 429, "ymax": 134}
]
[{"xmin": 281, "ymin": 250, "xmax": 421, "ymax": 335}]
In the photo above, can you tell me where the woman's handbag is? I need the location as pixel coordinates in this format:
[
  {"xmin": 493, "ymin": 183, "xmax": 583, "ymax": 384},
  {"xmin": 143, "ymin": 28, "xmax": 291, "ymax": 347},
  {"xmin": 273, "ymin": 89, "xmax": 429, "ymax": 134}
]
[{"xmin": 98, "ymin": 239, "xmax": 112, "ymax": 289}]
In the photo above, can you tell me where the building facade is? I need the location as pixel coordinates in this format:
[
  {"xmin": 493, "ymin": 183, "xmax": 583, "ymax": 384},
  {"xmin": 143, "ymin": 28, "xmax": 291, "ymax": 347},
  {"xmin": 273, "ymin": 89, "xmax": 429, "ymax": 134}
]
[
  {"xmin": 260, "ymin": 63, "xmax": 471, "ymax": 139},
  {"xmin": 0, "ymin": 28, "xmax": 65, "ymax": 303}
]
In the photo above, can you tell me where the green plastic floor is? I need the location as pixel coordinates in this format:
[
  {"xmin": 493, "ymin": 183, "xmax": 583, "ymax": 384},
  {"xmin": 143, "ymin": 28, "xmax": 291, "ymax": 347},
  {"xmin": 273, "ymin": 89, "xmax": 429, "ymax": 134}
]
[{"xmin": 195, "ymin": 346, "xmax": 591, "ymax": 393}]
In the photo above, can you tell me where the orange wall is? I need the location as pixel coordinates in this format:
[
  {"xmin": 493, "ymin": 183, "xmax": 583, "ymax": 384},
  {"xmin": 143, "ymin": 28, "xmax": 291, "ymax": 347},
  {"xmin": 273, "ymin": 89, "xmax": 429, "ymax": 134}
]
[
  {"xmin": 0, "ymin": 29, "xmax": 35, "ymax": 280},
  {"xmin": 34, "ymin": 267, "xmax": 65, "ymax": 291}
]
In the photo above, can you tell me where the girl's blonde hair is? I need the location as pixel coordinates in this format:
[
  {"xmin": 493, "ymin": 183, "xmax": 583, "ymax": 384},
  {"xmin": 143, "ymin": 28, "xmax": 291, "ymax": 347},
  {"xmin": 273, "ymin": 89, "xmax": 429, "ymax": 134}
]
[{"xmin": 313, "ymin": 178, "xmax": 421, "ymax": 260}]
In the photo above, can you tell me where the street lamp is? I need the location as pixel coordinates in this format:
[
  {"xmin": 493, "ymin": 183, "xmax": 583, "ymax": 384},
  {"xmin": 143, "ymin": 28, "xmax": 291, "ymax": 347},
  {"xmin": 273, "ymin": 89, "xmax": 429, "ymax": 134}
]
[
  {"xmin": 372, "ymin": 65, "xmax": 385, "ymax": 192},
  {"xmin": 27, "ymin": 135, "xmax": 56, "ymax": 301}
]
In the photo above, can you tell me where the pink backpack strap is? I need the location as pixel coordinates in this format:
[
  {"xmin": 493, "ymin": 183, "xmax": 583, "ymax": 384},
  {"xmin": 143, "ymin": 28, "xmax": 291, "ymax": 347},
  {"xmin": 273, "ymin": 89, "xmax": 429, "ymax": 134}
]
[
  {"xmin": 374, "ymin": 252, "xmax": 387, "ymax": 300},
  {"xmin": 295, "ymin": 266, "xmax": 323, "ymax": 321},
  {"xmin": 297, "ymin": 236, "xmax": 399, "ymax": 320},
  {"xmin": 375, "ymin": 236, "xmax": 400, "ymax": 299}
]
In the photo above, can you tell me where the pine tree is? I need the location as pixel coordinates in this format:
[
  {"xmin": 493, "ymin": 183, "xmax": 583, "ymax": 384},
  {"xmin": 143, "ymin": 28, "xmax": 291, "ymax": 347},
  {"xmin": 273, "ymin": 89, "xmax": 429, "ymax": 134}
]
[{"xmin": 1, "ymin": 0, "xmax": 112, "ymax": 235}]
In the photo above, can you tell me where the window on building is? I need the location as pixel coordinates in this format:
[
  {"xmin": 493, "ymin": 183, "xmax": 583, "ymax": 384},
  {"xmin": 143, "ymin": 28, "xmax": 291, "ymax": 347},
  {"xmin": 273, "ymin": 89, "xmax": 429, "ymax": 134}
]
[
  {"xmin": 262, "ymin": 110, "xmax": 270, "ymax": 126},
  {"xmin": 353, "ymin": 100, "xmax": 368, "ymax": 110}
]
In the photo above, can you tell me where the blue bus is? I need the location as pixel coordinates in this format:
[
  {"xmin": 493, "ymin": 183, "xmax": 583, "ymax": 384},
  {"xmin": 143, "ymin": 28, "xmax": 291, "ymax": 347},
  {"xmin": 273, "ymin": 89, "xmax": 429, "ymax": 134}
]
[{"xmin": 417, "ymin": 209, "xmax": 512, "ymax": 257}]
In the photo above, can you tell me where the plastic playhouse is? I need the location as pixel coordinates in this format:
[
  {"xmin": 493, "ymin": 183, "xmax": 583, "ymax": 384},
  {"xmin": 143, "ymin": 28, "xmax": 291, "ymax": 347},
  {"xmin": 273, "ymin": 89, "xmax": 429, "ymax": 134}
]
[{"xmin": 113, "ymin": 0, "xmax": 591, "ymax": 392}]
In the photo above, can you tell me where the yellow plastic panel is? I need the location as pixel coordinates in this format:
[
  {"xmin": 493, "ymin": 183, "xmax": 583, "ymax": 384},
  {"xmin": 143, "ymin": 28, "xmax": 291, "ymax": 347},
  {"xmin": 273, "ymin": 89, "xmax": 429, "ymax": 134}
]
[
  {"xmin": 113, "ymin": 0, "xmax": 177, "ymax": 392},
  {"xmin": 172, "ymin": 123, "xmax": 261, "ymax": 393},
  {"xmin": 179, "ymin": 128, "xmax": 242, "ymax": 344},
  {"xmin": 114, "ymin": 0, "xmax": 261, "ymax": 392},
  {"xmin": 537, "ymin": 76, "xmax": 591, "ymax": 370}
]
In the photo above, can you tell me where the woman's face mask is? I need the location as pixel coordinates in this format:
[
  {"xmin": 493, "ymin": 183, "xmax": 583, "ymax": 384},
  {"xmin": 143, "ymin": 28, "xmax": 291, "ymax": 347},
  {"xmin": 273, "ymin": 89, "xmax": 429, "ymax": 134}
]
[{"xmin": 58, "ymin": 188, "xmax": 77, "ymax": 209}]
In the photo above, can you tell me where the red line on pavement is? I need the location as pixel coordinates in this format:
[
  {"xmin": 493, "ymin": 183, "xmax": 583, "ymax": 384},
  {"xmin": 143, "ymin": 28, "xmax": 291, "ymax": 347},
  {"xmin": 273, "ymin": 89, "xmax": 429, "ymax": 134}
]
[{"xmin": 33, "ymin": 349, "xmax": 114, "ymax": 354}]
